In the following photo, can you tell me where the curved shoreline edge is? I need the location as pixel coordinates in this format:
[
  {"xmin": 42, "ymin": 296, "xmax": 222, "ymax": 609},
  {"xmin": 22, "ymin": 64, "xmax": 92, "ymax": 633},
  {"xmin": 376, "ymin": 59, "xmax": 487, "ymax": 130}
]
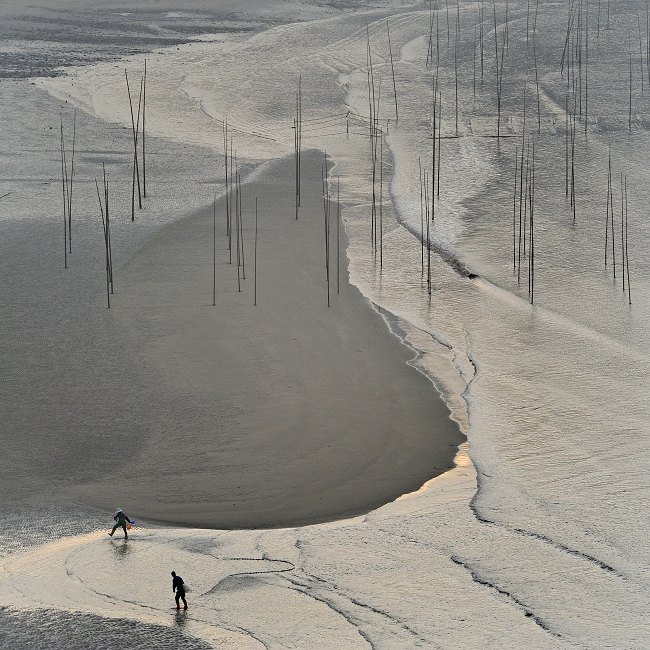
[{"xmin": 67, "ymin": 148, "xmax": 465, "ymax": 529}]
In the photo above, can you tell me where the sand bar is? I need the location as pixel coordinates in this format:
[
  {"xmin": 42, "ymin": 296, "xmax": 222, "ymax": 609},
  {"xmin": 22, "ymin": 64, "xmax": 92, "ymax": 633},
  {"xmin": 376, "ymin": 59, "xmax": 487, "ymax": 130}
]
[{"xmin": 70, "ymin": 149, "xmax": 463, "ymax": 528}]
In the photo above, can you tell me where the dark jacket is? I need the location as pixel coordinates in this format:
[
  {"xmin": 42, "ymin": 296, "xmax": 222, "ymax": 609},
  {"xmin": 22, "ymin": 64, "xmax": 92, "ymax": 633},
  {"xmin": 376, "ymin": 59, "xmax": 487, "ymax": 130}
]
[
  {"xmin": 173, "ymin": 575, "xmax": 185, "ymax": 593},
  {"xmin": 114, "ymin": 511, "xmax": 130, "ymax": 525}
]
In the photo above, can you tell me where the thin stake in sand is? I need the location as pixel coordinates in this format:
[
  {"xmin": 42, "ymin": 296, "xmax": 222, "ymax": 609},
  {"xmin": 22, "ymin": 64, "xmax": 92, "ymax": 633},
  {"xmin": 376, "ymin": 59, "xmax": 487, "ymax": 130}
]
[
  {"xmin": 95, "ymin": 166, "xmax": 113, "ymax": 308},
  {"xmin": 143, "ymin": 59, "xmax": 147, "ymax": 198},
  {"xmin": 294, "ymin": 76, "xmax": 302, "ymax": 219},
  {"xmin": 513, "ymin": 147, "xmax": 518, "ymax": 269},
  {"xmin": 238, "ymin": 169, "xmax": 246, "ymax": 280},
  {"xmin": 213, "ymin": 197, "xmax": 216, "ymax": 306},
  {"xmin": 379, "ymin": 134, "xmax": 383, "ymax": 269},
  {"xmin": 104, "ymin": 164, "xmax": 114, "ymax": 295},
  {"xmin": 419, "ymin": 157, "xmax": 425, "ymax": 276},
  {"xmin": 60, "ymin": 118, "xmax": 68, "ymax": 269},
  {"xmin": 605, "ymin": 147, "xmax": 611, "ymax": 267},
  {"xmin": 223, "ymin": 120, "xmax": 231, "ymax": 263},
  {"xmin": 620, "ymin": 170, "xmax": 625, "ymax": 289},
  {"xmin": 235, "ymin": 157, "xmax": 241, "ymax": 292},
  {"xmin": 322, "ymin": 154, "xmax": 331, "ymax": 307},
  {"xmin": 125, "ymin": 69, "xmax": 143, "ymax": 221},
  {"xmin": 67, "ymin": 109, "xmax": 76, "ymax": 254},
  {"xmin": 624, "ymin": 177, "xmax": 631, "ymax": 304},
  {"xmin": 387, "ymin": 21, "xmax": 399, "ymax": 122},
  {"xmin": 337, "ymin": 175, "xmax": 341, "ymax": 294},
  {"xmin": 254, "ymin": 197, "xmax": 258, "ymax": 306}
]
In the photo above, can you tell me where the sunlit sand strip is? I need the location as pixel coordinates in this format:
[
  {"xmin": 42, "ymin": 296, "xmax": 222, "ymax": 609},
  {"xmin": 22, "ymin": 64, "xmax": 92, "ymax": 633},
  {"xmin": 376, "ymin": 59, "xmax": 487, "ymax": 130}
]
[{"xmin": 0, "ymin": 528, "xmax": 370, "ymax": 648}]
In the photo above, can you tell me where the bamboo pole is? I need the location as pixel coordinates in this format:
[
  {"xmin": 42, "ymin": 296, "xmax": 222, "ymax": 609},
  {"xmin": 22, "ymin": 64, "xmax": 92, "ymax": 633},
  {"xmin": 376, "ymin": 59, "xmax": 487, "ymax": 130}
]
[
  {"xmin": 620, "ymin": 170, "xmax": 625, "ymax": 287},
  {"xmin": 235, "ymin": 160, "xmax": 241, "ymax": 292},
  {"xmin": 379, "ymin": 134, "xmax": 383, "ymax": 269},
  {"xmin": 432, "ymin": 73, "xmax": 437, "ymax": 226},
  {"xmin": 419, "ymin": 157, "xmax": 425, "ymax": 275},
  {"xmin": 454, "ymin": 32, "xmax": 459, "ymax": 134},
  {"xmin": 143, "ymin": 59, "xmax": 147, "ymax": 198},
  {"xmin": 534, "ymin": 39, "xmax": 541, "ymax": 132},
  {"xmin": 60, "ymin": 118, "xmax": 68, "ymax": 269},
  {"xmin": 585, "ymin": 0, "xmax": 589, "ymax": 133},
  {"xmin": 523, "ymin": 140, "xmax": 529, "ymax": 255},
  {"xmin": 518, "ymin": 140, "xmax": 529, "ymax": 283},
  {"xmin": 213, "ymin": 197, "xmax": 216, "ymax": 306},
  {"xmin": 239, "ymin": 171, "xmax": 246, "ymax": 280},
  {"xmin": 530, "ymin": 143, "xmax": 535, "ymax": 303},
  {"xmin": 95, "ymin": 177, "xmax": 110, "ymax": 308},
  {"xmin": 605, "ymin": 149, "xmax": 611, "ymax": 266},
  {"xmin": 322, "ymin": 158, "xmax": 331, "ymax": 307},
  {"xmin": 610, "ymin": 155, "xmax": 616, "ymax": 278},
  {"xmin": 565, "ymin": 93, "xmax": 569, "ymax": 197},
  {"xmin": 104, "ymin": 165, "xmax": 113, "ymax": 294},
  {"xmin": 298, "ymin": 76, "xmax": 302, "ymax": 206},
  {"xmin": 479, "ymin": 2, "xmax": 485, "ymax": 81},
  {"xmin": 135, "ymin": 78, "xmax": 143, "ymax": 209},
  {"xmin": 528, "ymin": 143, "xmax": 534, "ymax": 292},
  {"xmin": 446, "ymin": 0, "xmax": 451, "ymax": 46},
  {"xmin": 230, "ymin": 137, "xmax": 234, "ymax": 261},
  {"xmin": 427, "ymin": 1, "xmax": 434, "ymax": 67},
  {"xmin": 513, "ymin": 147, "xmax": 518, "ymax": 269},
  {"xmin": 337, "ymin": 176, "xmax": 340, "ymax": 294},
  {"xmin": 67, "ymin": 109, "xmax": 76, "ymax": 254},
  {"xmin": 254, "ymin": 197, "xmax": 258, "ymax": 306},
  {"xmin": 387, "ymin": 21, "xmax": 399, "ymax": 122},
  {"xmin": 424, "ymin": 171, "xmax": 431, "ymax": 295},
  {"xmin": 125, "ymin": 69, "xmax": 142, "ymax": 221},
  {"xmin": 493, "ymin": 3, "xmax": 501, "ymax": 138},
  {"xmin": 224, "ymin": 120, "xmax": 231, "ymax": 261},
  {"xmin": 436, "ymin": 91, "xmax": 442, "ymax": 197},
  {"xmin": 625, "ymin": 178, "xmax": 631, "ymax": 304}
]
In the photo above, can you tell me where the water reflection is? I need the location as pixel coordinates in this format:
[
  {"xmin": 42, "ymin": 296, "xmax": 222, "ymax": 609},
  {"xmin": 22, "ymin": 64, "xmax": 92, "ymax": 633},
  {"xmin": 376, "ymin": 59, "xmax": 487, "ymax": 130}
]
[{"xmin": 109, "ymin": 539, "xmax": 129, "ymax": 560}]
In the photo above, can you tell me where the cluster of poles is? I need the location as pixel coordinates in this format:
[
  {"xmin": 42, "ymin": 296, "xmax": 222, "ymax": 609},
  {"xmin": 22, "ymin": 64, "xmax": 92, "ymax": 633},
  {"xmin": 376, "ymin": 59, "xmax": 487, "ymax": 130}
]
[
  {"xmin": 605, "ymin": 151, "xmax": 632, "ymax": 304},
  {"xmin": 57, "ymin": 62, "xmax": 147, "ymax": 310},
  {"xmin": 94, "ymin": 164, "xmax": 114, "ymax": 308},
  {"xmin": 222, "ymin": 121, "xmax": 248, "ymax": 294},
  {"xmin": 54, "ymin": 2, "xmax": 642, "ymax": 313},
  {"xmin": 366, "ymin": 23, "xmax": 400, "ymax": 270},
  {"xmin": 60, "ymin": 110, "xmax": 77, "ymax": 269},
  {"xmin": 512, "ymin": 137, "xmax": 535, "ymax": 303},
  {"xmin": 417, "ymin": 74, "xmax": 443, "ymax": 298},
  {"xmin": 125, "ymin": 60, "xmax": 147, "ymax": 221}
]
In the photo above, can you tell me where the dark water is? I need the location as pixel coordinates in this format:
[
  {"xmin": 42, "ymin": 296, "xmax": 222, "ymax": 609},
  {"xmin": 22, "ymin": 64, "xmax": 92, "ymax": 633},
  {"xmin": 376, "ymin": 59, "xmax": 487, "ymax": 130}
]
[
  {"xmin": 0, "ymin": 608, "xmax": 212, "ymax": 649},
  {"xmin": 0, "ymin": 0, "xmax": 356, "ymax": 78}
]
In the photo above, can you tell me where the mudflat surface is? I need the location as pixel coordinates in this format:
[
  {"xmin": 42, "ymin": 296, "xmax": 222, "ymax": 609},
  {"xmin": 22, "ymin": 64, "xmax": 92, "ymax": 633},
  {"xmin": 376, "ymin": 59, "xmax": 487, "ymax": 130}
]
[{"xmin": 69, "ymin": 150, "xmax": 462, "ymax": 527}]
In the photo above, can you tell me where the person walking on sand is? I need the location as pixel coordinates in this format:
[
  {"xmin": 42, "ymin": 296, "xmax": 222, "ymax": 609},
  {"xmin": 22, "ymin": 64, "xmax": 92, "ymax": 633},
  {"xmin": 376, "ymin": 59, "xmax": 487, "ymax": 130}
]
[
  {"xmin": 171, "ymin": 571, "xmax": 188, "ymax": 610},
  {"xmin": 109, "ymin": 508, "xmax": 132, "ymax": 539}
]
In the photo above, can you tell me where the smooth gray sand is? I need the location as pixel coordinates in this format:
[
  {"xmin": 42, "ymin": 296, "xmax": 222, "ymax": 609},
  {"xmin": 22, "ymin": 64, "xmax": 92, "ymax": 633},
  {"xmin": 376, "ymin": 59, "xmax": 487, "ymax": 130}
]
[{"xmin": 68, "ymin": 150, "xmax": 462, "ymax": 528}]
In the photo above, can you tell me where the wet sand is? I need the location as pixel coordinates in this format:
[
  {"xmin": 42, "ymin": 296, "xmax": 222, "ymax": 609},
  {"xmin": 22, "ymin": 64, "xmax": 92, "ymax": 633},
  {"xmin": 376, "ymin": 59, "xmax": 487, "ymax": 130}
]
[{"xmin": 69, "ymin": 150, "xmax": 463, "ymax": 528}]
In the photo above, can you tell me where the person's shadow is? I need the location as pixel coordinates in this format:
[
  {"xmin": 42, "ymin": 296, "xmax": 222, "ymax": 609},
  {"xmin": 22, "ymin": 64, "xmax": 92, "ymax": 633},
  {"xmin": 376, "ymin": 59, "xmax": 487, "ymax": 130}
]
[{"xmin": 174, "ymin": 610, "xmax": 188, "ymax": 626}]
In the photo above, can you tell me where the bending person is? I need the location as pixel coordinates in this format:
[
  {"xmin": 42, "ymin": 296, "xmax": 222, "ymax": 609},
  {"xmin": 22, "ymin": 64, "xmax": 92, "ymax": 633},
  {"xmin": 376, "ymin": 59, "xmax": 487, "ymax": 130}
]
[
  {"xmin": 171, "ymin": 571, "xmax": 188, "ymax": 610},
  {"xmin": 109, "ymin": 507, "xmax": 132, "ymax": 539}
]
